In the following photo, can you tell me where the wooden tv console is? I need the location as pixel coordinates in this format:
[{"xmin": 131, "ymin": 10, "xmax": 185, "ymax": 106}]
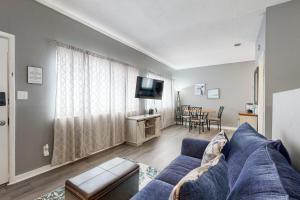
[{"xmin": 125, "ymin": 114, "xmax": 161, "ymax": 146}]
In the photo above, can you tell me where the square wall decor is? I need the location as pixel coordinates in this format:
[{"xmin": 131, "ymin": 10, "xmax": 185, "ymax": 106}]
[
  {"xmin": 194, "ymin": 83, "xmax": 205, "ymax": 96},
  {"xmin": 207, "ymin": 88, "xmax": 220, "ymax": 99},
  {"xmin": 28, "ymin": 66, "xmax": 43, "ymax": 85}
]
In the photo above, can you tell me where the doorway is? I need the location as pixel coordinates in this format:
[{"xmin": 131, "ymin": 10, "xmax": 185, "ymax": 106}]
[
  {"xmin": 0, "ymin": 31, "xmax": 15, "ymax": 185},
  {"xmin": 0, "ymin": 37, "xmax": 9, "ymax": 185}
]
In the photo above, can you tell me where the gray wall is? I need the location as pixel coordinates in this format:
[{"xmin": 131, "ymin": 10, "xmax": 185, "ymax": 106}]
[
  {"xmin": 173, "ymin": 61, "xmax": 255, "ymax": 127},
  {"xmin": 265, "ymin": 0, "xmax": 300, "ymax": 138},
  {"xmin": 0, "ymin": 0, "xmax": 173, "ymax": 175}
]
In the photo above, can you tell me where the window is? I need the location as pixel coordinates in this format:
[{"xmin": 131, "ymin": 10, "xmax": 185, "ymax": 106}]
[
  {"xmin": 146, "ymin": 73, "xmax": 175, "ymax": 128},
  {"xmin": 52, "ymin": 45, "xmax": 139, "ymax": 165},
  {"xmin": 55, "ymin": 46, "xmax": 139, "ymax": 118}
]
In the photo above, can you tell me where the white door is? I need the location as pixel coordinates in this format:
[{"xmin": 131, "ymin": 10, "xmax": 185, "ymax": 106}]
[{"xmin": 0, "ymin": 37, "xmax": 9, "ymax": 185}]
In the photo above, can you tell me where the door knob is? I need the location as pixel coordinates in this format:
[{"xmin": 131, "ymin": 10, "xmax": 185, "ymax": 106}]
[{"xmin": 0, "ymin": 121, "xmax": 6, "ymax": 126}]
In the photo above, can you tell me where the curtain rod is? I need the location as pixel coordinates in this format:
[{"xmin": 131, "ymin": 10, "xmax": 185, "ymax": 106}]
[{"xmin": 48, "ymin": 39, "xmax": 135, "ymax": 68}]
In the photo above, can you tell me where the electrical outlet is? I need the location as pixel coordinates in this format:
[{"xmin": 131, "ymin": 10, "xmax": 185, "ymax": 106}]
[{"xmin": 43, "ymin": 144, "xmax": 49, "ymax": 157}]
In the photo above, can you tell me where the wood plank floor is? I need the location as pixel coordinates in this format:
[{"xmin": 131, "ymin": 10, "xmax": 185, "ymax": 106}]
[{"xmin": 0, "ymin": 125, "xmax": 234, "ymax": 200}]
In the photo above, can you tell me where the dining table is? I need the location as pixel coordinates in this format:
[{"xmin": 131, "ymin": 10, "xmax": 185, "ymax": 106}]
[
  {"xmin": 201, "ymin": 108, "xmax": 217, "ymax": 114},
  {"xmin": 182, "ymin": 107, "xmax": 217, "ymax": 115},
  {"xmin": 180, "ymin": 107, "xmax": 217, "ymax": 129}
]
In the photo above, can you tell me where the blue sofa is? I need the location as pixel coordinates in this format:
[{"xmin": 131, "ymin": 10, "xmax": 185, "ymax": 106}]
[{"xmin": 131, "ymin": 123, "xmax": 300, "ymax": 200}]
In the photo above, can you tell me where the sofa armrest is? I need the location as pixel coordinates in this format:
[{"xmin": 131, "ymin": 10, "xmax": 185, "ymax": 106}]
[
  {"xmin": 181, "ymin": 138, "xmax": 210, "ymax": 159},
  {"xmin": 131, "ymin": 179, "xmax": 173, "ymax": 200}
]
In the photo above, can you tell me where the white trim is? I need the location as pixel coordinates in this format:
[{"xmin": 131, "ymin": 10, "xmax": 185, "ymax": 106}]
[
  {"xmin": 0, "ymin": 31, "xmax": 16, "ymax": 185},
  {"xmin": 34, "ymin": 0, "xmax": 174, "ymax": 69},
  {"xmin": 9, "ymin": 165, "xmax": 53, "ymax": 185},
  {"xmin": 9, "ymin": 142, "xmax": 124, "ymax": 185}
]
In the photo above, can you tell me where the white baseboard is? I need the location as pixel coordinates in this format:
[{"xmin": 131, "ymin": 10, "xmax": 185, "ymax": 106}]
[
  {"xmin": 209, "ymin": 125, "xmax": 237, "ymax": 131},
  {"xmin": 9, "ymin": 142, "xmax": 124, "ymax": 185},
  {"xmin": 9, "ymin": 163, "xmax": 64, "ymax": 185},
  {"xmin": 162, "ymin": 121, "xmax": 176, "ymax": 130},
  {"xmin": 175, "ymin": 123, "xmax": 237, "ymax": 131}
]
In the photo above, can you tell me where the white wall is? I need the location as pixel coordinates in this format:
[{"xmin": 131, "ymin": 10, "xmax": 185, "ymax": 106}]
[{"xmin": 272, "ymin": 88, "xmax": 300, "ymax": 171}]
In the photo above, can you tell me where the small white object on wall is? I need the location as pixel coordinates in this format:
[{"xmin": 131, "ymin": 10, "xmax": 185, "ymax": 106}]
[
  {"xmin": 43, "ymin": 144, "xmax": 49, "ymax": 157},
  {"xmin": 194, "ymin": 83, "xmax": 205, "ymax": 96},
  {"xmin": 28, "ymin": 66, "xmax": 43, "ymax": 84},
  {"xmin": 17, "ymin": 91, "xmax": 28, "ymax": 100}
]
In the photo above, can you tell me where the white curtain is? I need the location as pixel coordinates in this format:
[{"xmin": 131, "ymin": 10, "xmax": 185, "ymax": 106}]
[
  {"xmin": 52, "ymin": 46, "xmax": 139, "ymax": 165},
  {"xmin": 146, "ymin": 73, "xmax": 175, "ymax": 128},
  {"xmin": 126, "ymin": 66, "xmax": 140, "ymax": 117}
]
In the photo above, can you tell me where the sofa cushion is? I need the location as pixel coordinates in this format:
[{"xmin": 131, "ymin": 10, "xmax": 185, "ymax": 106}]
[
  {"xmin": 170, "ymin": 154, "xmax": 229, "ymax": 200},
  {"xmin": 181, "ymin": 138, "xmax": 210, "ymax": 159},
  {"xmin": 155, "ymin": 155, "xmax": 201, "ymax": 186},
  {"xmin": 131, "ymin": 179, "xmax": 173, "ymax": 200},
  {"xmin": 227, "ymin": 123, "xmax": 270, "ymax": 188},
  {"xmin": 227, "ymin": 143, "xmax": 300, "ymax": 200},
  {"xmin": 201, "ymin": 130, "xmax": 227, "ymax": 165}
]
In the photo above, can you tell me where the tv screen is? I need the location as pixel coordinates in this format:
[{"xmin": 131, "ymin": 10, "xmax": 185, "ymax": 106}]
[{"xmin": 135, "ymin": 76, "xmax": 164, "ymax": 100}]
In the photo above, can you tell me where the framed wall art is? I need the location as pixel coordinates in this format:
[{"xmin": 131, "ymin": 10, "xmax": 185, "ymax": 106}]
[
  {"xmin": 194, "ymin": 83, "xmax": 205, "ymax": 96},
  {"xmin": 207, "ymin": 88, "xmax": 220, "ymax": 99},
  {"xmin": 28, "ymin": 66, "xmax": 43, "ymax": 85}
]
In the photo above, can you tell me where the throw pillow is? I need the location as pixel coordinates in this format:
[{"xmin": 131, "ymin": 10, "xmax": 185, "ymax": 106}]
[
  {"xmin": 221, "ymin": 132, "xmax": 231, "ymax": 159},
  {"xmin": 201, "ymin": 130, "xmax": 227, "ymax": 165},
  {"xmin": 169, "ymin": 154, "xmax": 229, "ymax": 200}
]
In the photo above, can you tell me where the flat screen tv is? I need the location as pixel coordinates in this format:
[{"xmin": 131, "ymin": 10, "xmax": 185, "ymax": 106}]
[{"xmin": 135, "ymin": 76, "xmax": 164, "ymax": 100}]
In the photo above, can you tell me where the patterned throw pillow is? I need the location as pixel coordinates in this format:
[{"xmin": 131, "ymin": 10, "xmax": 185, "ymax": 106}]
[
  {"xmin": 169, "ymin": 154, "xmax": 228, "ymax": 200},
  {"xmin": 201, "ymin": 130, "xmax": 227, "ymax": 166}
]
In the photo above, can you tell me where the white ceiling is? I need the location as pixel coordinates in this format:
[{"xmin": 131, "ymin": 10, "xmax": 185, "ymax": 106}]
[{"xmin": 36, "ymin": 0, "xmax": 290, "ymax": 70}]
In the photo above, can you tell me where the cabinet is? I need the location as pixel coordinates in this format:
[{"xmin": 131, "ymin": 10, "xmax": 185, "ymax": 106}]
[
  {"xmin": 238, "ymin": 112, "xmax": 258, "ymax": 131},
  {"xmin": 126, "ymin": 114, "xmax": 161, "ymax": 146}
]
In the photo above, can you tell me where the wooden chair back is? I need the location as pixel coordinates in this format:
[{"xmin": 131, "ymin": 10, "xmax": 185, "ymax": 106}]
[
  {"xmin": 202, "ymin": 112, "xmax": 209, "ymax": 120},
  {"xmin": 190, "ymin": 107, "xmax": 202, "ymax": 119},
  {"xmin": 181, "ymin": 105, "xmax": 190, "ymax": 116}
]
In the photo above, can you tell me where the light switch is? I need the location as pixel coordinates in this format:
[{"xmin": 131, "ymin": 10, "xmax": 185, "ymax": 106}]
[{"xmin": 17, "ymin": 91, "xmax": 28, "ymax": 100}]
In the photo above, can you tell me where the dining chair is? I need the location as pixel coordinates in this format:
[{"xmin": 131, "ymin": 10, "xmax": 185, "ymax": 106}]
[
  {"xmin": 181, "ymin": 105, "xmax": 190, "ymax": 128},
  {"xmin": 175, "ymin": 106, "xmax": 182, "ymax": 125},
  {"xmin": 200, "ymin": 112, "xmax": 209, "ymax": 132},
  {"xmin": 208, "ymin": 106, "xmax": 224, "ymax": 131},
  {"xmin": 189, "ymin": 107, "xmax": 202, "ymax": 132}
]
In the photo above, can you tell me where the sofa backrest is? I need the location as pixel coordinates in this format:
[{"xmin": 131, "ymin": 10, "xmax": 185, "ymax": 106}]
[
  {"xmin": 227, "ymin": 123, "xmax": 270, "ymax": 188},
  {"xmin": 227, "ymin": 143, "xmax": 300, "ymax": 199},
  {"xmin": 227, "ymin": 144, "xmax": 288, "ymax": 199},
  {"xmin": 267, "ymin": 143, "xmax": 300, "ymax": 199}
]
